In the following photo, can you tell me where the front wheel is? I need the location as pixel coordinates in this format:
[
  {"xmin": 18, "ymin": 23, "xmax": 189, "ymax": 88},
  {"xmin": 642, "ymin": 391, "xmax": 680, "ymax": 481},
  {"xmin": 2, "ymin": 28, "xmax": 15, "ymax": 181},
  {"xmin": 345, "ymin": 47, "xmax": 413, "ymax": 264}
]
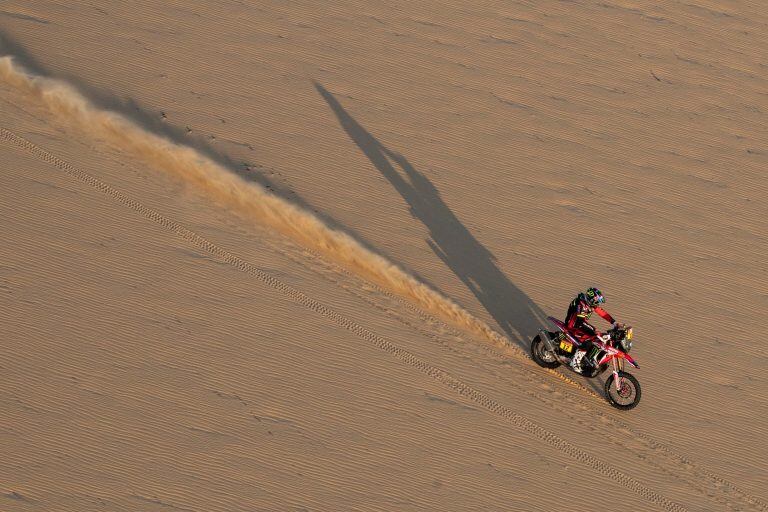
[
  {"xmin": 604, "ymin": 371, "xmax": 641, "ymax": 410},
  {"xmin": 530, "ymin": 334, "xmax": 561, "ymax": 369}
]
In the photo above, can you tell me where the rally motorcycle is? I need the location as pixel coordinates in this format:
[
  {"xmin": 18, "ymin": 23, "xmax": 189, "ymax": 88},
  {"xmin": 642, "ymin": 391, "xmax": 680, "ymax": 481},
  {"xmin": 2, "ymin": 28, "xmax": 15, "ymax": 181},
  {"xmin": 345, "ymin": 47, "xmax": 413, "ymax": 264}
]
[{"xmin": 530, "ymin": 317, "xmax": 641, "ymax": 410}]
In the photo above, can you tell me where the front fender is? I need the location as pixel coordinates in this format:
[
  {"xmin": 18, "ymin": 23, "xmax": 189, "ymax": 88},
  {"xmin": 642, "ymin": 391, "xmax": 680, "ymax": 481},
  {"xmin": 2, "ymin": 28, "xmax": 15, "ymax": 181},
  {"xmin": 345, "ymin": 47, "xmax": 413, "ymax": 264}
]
[{"xmin": 622, "ymin": 352, "xmax": 639, "ymax": 369}]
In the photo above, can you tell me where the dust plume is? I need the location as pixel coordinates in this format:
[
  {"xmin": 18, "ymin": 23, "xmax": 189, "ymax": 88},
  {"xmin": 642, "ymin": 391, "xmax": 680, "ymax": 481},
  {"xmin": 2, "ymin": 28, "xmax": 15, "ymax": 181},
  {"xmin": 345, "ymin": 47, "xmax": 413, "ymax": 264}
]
[{"xmin": 0, "ymin": 55, "xmax": 512, "ymax": 349}]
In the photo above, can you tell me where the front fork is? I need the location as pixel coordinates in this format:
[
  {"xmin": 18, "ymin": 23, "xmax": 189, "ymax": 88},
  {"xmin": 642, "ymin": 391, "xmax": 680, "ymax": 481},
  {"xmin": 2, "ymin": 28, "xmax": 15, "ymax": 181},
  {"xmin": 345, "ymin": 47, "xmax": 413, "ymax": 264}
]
[{"xmin": 612, "ymin": 358, "xmax": 625, "ymax": 390}]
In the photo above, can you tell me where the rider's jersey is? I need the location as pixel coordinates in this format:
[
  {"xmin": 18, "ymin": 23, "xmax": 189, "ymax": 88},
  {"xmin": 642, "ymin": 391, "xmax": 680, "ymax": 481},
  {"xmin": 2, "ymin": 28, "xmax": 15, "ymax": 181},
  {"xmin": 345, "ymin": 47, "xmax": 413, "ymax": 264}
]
[{"xmin": 565, "ymin": 293, "xmax": 615, "ymax": 340}]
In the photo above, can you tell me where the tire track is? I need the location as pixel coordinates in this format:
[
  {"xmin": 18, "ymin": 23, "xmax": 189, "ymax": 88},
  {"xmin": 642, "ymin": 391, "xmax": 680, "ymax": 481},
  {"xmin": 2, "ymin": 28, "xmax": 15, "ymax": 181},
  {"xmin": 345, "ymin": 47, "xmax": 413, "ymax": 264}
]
[
  {"xmin": 265, "ymin": 229, "xmax": 607, "ymax": 400},
  {"xmin": 0, "ymin": 127, "xmax": 686, "ymax": 512}
]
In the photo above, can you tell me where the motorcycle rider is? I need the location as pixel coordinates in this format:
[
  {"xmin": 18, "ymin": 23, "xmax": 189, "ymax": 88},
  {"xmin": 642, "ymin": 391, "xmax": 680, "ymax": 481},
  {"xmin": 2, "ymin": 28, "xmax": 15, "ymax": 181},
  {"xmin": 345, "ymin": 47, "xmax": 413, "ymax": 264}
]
[{"xmin": 565, "ymin": 287, "xmax": 620, "ymax": 372}]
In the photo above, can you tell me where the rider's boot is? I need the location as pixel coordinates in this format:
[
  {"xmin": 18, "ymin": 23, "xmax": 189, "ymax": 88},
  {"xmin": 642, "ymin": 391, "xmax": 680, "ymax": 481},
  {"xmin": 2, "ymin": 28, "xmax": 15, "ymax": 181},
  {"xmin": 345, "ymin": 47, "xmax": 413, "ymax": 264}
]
[{"xmin": 570, "ymin": 349, "xmax": 586, "ymax": 372}]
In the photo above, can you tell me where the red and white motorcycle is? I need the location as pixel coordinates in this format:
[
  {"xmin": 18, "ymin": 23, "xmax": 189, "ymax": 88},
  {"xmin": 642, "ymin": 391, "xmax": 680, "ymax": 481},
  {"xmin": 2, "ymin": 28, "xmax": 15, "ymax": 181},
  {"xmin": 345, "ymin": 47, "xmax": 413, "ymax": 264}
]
[{"xmin": 530, "ymin": 317, "xmax": 641, "ymax": 410}]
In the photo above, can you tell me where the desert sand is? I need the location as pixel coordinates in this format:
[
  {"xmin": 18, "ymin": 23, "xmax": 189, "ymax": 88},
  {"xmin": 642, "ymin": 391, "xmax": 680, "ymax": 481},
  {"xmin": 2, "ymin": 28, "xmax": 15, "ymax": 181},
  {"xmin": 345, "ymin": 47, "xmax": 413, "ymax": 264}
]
[{"xmin": 1, "ymin": 1, "xmax": 767, "ymax": 511}]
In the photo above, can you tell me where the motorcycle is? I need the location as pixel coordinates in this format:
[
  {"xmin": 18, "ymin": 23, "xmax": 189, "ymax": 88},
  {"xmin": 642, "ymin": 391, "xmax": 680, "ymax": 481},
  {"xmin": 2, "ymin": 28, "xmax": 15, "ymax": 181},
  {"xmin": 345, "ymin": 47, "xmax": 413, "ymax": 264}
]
[{"xmin": 530, "ymin": 316, "xmax": 641, "ymax": 410}]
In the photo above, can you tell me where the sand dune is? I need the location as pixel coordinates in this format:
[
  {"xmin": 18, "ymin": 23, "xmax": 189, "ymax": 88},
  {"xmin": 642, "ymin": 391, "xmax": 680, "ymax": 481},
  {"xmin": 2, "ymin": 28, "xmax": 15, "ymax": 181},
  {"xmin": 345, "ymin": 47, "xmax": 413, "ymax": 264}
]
[{"xmin": 2, "ymin": 1, "xmax": 767, "ymax": 511}]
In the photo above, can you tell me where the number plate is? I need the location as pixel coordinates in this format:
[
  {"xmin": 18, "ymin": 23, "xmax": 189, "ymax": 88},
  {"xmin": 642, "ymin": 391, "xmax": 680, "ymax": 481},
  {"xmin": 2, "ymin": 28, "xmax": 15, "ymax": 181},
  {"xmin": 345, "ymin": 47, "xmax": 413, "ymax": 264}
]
[{"xmin": 559, "ymin": 340, "xmax": 574, "ymax": 353}]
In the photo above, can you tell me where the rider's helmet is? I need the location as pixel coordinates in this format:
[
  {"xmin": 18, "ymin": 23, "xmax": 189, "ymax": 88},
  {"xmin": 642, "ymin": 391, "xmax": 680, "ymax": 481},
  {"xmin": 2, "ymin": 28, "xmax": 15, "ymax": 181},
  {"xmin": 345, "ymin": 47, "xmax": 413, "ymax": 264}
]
[{"xmin": 585, "ymin": 287, "xmax": 605, "ymax": 307}]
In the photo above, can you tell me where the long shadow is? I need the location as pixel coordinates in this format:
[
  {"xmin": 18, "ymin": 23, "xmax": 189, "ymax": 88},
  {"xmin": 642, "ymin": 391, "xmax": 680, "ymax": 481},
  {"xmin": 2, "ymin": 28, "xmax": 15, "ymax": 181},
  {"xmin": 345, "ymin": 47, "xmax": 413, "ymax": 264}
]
[{"xmin": 314, "ymin": 81, "xmax": 550, "ymax": 347}]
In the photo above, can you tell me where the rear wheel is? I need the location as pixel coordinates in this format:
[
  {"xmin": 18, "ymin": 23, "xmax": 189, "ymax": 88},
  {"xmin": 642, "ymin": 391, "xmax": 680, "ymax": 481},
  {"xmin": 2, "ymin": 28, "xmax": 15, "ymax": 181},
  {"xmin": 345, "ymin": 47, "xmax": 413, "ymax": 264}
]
[
  {"xmin": 604, "ymin": 371, "xmax": 641, "ymax": 410},
  {"xmin": 530, "ymin": 334, "xmax": 561, "ymax": 369}
]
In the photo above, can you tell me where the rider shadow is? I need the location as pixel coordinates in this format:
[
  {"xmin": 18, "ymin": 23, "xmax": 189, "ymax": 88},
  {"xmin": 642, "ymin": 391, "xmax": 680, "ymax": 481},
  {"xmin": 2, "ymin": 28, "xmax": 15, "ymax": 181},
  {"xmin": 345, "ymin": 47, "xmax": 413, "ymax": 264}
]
[{"xmin": 314, "ymin": 81, "xmax": 550, "ymax": 349}]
